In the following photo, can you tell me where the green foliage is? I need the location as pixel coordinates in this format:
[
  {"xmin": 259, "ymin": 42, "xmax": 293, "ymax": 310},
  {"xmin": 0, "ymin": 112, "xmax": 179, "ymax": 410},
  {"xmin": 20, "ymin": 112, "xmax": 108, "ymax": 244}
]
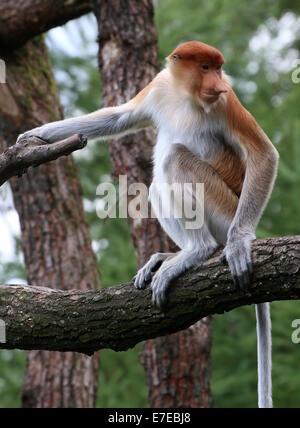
[
  {"xmin": 99, "ymin": 347, "xmax": 147, "ymax": 408},
  {"xmin": 1, "ymin": 0, "xmax": 300, "ymax": 408},
  {"xmin": 0, "ymin": 351, "xmax": 25, "ymax": 408}
]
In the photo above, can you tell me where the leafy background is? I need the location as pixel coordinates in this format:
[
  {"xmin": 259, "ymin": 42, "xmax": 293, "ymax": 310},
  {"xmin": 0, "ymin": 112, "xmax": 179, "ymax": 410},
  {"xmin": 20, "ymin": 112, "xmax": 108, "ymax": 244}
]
[{"xmin": 0, "ymin": 0, "xmax": 300, "ymax": 407}]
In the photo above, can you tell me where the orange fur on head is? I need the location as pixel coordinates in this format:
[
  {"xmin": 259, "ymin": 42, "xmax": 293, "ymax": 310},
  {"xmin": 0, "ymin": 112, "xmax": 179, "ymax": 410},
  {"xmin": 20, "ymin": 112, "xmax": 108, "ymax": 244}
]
[
  {"xmin": 168, "ymin": 41, "xmax": 224, "ymax": 65},
  {"xmin": 167, "ymin": 41, "xmax": 227, "ymax": 102}
]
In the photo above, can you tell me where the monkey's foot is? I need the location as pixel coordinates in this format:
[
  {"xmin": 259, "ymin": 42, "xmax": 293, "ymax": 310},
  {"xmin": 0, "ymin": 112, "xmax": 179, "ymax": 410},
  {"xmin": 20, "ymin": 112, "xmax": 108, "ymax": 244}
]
[
  {"xmin": 134, "ymin": 252, "xmax": 174, "ymax": 290},
  {"xmin": 150, "ymin": 249, "xmax": 207, "ymax": 309},
  {"xmin": 150, "ymin": 266, "xmax": 174, "ymax": 309}
]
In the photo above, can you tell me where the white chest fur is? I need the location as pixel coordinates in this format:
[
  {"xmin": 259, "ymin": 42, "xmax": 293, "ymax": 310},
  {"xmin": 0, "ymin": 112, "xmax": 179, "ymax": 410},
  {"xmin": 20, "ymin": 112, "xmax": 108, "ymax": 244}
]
[
  {"xmin": 152, "ymin": 105, "xmax": 226, "ymax": 184},
  {"xmin": 142, "ymin": 68, "xmax": 229, "ymax": 184}
]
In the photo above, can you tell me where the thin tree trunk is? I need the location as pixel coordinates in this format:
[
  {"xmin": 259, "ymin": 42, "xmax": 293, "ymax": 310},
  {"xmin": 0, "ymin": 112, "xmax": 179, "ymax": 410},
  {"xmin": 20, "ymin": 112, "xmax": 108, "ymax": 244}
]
[
  {"xmin": 94, "ymin": 0, "xmax": 213, "ymax": 407},
  {"xmin": 0, "ymin": 37, "xmax": 100, "ymax": 407}
]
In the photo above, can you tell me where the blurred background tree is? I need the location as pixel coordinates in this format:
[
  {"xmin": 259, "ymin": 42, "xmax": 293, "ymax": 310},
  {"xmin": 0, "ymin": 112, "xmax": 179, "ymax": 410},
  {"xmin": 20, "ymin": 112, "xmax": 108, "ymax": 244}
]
[{"xmin": 0, "ymin": 0, "xmax": 300, "ymax": 407}]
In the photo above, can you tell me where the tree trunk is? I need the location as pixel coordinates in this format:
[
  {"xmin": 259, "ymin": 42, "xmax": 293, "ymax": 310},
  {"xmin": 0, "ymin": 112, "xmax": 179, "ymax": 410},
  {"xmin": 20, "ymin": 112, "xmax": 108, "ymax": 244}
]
[
  {"xmin": 0, "ymin": 37, "xmax": 100, "ymax": 407},
  {"xmin": 94, "ymin": 0, "xmax": 213, "ymax": 407}
]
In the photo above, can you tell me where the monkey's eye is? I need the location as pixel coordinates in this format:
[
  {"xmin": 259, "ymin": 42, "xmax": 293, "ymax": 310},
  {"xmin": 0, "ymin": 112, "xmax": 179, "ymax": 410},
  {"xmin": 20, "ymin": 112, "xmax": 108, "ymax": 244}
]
[
  {"xmin": 216, "ymin": 64, "xmax": 222, "ymax": 70},
  {"xmin": 202, "ymin": 64, "xmax": 209, "ymax": 70},
  {"xmin": 173, "ymin": 54, "xmax": 180, "ymax": 61}
]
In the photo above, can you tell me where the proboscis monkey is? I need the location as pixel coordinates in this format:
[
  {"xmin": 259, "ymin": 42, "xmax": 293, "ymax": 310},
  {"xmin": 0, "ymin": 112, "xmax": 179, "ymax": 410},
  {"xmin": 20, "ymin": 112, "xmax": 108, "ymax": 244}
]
[{"xmin": 18, "ymin": 41, "xmax": 278, "ymax": 408}]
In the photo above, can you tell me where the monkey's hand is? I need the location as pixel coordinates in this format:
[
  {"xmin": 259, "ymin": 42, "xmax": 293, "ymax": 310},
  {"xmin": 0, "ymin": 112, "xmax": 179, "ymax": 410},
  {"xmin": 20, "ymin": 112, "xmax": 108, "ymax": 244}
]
[
  {"xmin": 17, "ymin": 131, "xmax": 41, "ymax": 144},
  {"xmin": 17, "ymin": 127, "xmax": 47, "ymax": 144},
  {"xmin": 220, "ymin": 232, "xmax": 255, "ymax": 291}
]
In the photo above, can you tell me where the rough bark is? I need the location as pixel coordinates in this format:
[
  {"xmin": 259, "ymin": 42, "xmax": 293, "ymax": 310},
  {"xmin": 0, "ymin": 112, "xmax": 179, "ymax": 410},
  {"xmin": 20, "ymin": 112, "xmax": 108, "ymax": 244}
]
[
  {"xmin": 139, "ymin": 319, "xmax": 213, "ymax": 408},
  {"xmin": 0, "ymin": 134, "xmax": 87, "ymax": 186},
  {"xmin": 0, "ymin": 37, "xmax": 100, "ymax": 408},
  {"xmin": 94, "ymin": 0, "xmax": 209, "ymax": 408},
  {"xmin": 0, "ymin": 236, "xmax": 299, "ymax": 354},
  {"xmin": 0, "ymin": 0, "xmax": 93, "ymax": 50}
]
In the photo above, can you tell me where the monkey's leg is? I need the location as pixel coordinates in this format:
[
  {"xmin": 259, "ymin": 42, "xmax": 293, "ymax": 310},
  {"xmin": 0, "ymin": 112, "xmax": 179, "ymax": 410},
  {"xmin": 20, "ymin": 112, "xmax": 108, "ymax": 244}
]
[
  {"xmin": 134, "ymin": 169, "xmax": 198, "ymax": 290},
  {"xmin": 150, "ymin": 225, "xmax": 218, "ymax": 307},
  {"xmin": 133, "ymin": 178, "xmax": 190, "ymax": 290},
  {"xmin": 149, "ymin": 143, "xmax": 239, "ymax": 307}
]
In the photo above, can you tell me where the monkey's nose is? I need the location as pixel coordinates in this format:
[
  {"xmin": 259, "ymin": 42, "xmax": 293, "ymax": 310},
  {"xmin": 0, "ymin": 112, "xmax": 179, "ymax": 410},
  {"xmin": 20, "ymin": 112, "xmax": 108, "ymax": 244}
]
[{"xmin": 213, "ymin": 88, "xmax": 228, "ymax": 96}]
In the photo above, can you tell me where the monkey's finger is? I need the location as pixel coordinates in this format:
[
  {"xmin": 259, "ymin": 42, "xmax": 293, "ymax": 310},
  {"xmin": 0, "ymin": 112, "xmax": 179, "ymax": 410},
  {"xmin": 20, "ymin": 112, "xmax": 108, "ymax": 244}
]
[
  {"xmin": 239, "ymin": 270, "xmax": 251, "ymax": 291},
  {"xmin": 229, "ymin": 256, "xmax": 249, "ymax": 291},
  {"xmin": 238, "ymin": 252, "xmax": 253, "ymax": 291},
  {"xmin": 242, "ymin": 248, "xmax": 253, "ymax": 280},
  {"xmin": 234, "ymin": 259, "xmax": 246, "ymax": 290},
  {"xmin": 228, "ymin": 258, "xmax": 241, "ymax": 288}
]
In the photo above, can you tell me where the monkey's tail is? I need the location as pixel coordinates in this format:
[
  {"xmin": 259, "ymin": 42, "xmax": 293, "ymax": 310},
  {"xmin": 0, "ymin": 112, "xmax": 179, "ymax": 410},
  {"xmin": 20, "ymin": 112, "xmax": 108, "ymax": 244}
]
[{"xmin": 255, "ymin": 302, "xmax": 272, "ymax": 408}]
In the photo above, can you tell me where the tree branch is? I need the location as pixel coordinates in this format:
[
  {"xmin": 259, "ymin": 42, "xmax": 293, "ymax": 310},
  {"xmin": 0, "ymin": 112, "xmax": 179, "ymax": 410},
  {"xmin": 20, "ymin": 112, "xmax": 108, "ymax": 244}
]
[
  {"xmin": 0, "ymin": 1, "xmax": 93, "ymax": 50},
  {"xmin": 0, "ymin": 236, "xmax": 299, "ymax": 355},
  {"xmin": 0, "ymin": 134, "xmax": 87, "ymax": 186}
]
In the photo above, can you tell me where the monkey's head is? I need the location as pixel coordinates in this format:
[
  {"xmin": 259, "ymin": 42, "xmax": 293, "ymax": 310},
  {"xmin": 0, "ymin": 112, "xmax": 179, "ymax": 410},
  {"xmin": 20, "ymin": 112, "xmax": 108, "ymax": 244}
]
[{"xmin": 167, "ymin": 41, "xmax": 228, "ymax": 105}]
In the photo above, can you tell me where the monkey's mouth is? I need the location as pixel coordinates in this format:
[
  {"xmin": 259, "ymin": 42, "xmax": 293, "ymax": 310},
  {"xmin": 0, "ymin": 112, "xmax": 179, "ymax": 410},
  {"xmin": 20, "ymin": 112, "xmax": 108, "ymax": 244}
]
[{"xmin": 201, "ymin": 93, "xmax": 220, "ymax": 103}]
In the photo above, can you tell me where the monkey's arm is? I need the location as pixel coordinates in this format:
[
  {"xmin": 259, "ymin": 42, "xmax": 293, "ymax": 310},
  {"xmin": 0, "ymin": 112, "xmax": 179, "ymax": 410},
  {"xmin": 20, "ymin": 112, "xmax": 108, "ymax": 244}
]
[
  {"xmin": 222, "ymin": 90, "xmax": 279, "ymax": 288},
  {"xmin": 17, "ymin": 87, "xmax": 153, "ymax": 144}
]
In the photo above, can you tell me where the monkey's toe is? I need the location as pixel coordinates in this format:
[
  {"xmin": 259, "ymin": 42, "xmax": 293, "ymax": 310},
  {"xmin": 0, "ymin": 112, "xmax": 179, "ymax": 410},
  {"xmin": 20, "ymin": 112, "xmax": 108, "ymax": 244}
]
[
  {"xmin": 150, "ymin": 273, "xmax": 169, "ymax": 310},
  {"xmin": 134, "ymin": 253, "xmax": 171, "ymax": 290},
  {"xmin": 134, "ymin": 271, "xmax": 147, "ymax": 290},
  {"xmin": 134, "ymin": 266, "xmax": 153, "ymax": 289}
]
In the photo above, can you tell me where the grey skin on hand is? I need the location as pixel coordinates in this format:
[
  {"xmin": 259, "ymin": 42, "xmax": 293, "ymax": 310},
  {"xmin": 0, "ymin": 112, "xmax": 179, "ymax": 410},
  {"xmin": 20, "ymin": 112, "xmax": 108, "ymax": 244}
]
[{"xmin": 220, "ymin": 236, "xmax": 254, "ymax": 291}]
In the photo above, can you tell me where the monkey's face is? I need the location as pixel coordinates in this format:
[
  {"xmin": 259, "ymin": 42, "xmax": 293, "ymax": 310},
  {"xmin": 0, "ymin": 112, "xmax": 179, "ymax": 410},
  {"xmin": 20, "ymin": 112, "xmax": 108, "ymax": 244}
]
[{"xmin": 167, "ymin": 41, "xmax": 228, "ymax": 105}]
